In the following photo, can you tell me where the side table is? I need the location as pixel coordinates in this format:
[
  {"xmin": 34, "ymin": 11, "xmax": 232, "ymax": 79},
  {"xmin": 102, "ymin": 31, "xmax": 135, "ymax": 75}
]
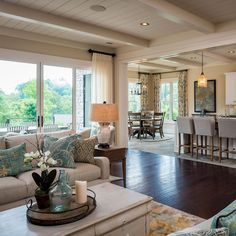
[{"xmin": 94, "ymin": 146, "xmax": 127, "ymax": 187}]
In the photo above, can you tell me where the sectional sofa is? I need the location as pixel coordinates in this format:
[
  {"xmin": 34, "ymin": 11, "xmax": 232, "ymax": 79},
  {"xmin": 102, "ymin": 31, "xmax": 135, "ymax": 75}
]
[{"xmin": 0, "ymin": 129, "xmax": 110, "ymax": 211}]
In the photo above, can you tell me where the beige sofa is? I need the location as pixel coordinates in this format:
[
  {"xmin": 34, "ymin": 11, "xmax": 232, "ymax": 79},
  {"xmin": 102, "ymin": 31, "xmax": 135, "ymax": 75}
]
[{"xmin": 0, "ymin": 130, "xmax": 110, "ymax": 211}]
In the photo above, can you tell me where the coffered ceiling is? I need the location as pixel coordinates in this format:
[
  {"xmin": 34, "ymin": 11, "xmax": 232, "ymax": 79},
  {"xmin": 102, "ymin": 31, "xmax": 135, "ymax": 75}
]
[{"xmin": 0, "ymin": 0, "xmax": 236, "ymax": 71}]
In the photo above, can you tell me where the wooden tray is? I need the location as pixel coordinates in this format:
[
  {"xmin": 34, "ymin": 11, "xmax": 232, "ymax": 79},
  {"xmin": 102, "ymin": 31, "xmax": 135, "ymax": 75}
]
[{"xmin": 26, "ymin": 189, "xmax": 96, "ymax": 226}]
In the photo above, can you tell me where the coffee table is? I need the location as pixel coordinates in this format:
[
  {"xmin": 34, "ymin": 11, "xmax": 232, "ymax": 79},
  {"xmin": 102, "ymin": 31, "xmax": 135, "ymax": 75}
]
[{"xmin": 0, "ymin": 183, "xmax": 152, "ymax": 236}]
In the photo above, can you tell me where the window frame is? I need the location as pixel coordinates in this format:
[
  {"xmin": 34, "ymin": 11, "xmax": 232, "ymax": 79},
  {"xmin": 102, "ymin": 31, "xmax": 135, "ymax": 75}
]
[
  {"xmin": 0, "ymin": 48, "xmax": 91, "ymax": 132},
  {"xmin": 160, "ymin": 77, "xmax": 178, "ymax": 122}
]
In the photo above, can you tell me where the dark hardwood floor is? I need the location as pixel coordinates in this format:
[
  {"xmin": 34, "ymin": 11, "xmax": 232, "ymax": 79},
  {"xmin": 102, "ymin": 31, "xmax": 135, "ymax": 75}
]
[{"xmin": 111, "ymin": 149, "xmax": 236, "ymax": 219}]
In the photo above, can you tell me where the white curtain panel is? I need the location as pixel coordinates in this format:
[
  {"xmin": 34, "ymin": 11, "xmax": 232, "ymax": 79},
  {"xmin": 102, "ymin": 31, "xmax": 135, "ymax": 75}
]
[{"xmin": 91, "ymin": 53, "xmax": 113, "ymax": 103}]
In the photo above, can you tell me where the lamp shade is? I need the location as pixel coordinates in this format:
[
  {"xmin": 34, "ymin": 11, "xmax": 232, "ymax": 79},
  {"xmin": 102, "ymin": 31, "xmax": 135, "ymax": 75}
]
[{"xmin": 90, "ymin": 103, "xmax": 118, "ymax": 122}]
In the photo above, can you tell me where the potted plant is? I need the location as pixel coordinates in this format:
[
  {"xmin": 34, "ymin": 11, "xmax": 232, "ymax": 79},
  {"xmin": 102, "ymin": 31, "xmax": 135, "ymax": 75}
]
[{"xmin": 24, "ymin": 142, "xmax": 57, "ymax": 209}]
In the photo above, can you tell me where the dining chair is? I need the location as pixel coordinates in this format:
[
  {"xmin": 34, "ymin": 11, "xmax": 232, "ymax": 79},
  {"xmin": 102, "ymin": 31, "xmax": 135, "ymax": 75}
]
[
  {"xmin": 177, "ymin": 116, "xmax": 195, "ymax": 156},
  {"xmin": 218, "ymin": 118, "xmax": 236, "ymax": 162},
  {"xmin": 193, "ymin": 117, "xmax": 217, "ymax": 160},
  {"xmin": 141, "ymin": 110, "xmax": 154, "ymax": 138},
  {"xmin": 146, "ymin": 112, "xmax": 165, "ymax": 140},
  {"xmin": 128, "ymin": 112, "xmax": 143, "ymax": 140}
]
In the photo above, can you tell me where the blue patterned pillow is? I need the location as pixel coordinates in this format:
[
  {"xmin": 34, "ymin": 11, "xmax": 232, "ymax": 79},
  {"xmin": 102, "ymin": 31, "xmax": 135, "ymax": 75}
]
[
  {"xmin": 211, "ymin": 200, "xmax": 236, "ymax": 236},
  {"xmin": 0, "ymin": 143, "xmax": 32, "ymax": 177},
  {"xmin": 44, "ymin": 135, "xmax": 78, "ymax": 168},
  {"xmin": 171, "ymin": 228, "xmax": 229, "ymax": 236}
]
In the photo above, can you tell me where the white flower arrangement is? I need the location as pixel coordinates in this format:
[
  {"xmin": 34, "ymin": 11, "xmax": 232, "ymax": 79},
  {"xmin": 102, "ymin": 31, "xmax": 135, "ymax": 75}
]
[{"xmin": 24, "ymin": 150, "xmax": 57, "ymax": 171}]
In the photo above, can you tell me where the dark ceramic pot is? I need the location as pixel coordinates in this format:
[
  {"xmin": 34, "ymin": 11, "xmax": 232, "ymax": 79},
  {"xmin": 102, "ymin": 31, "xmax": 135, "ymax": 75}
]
[{"xmin": 35, "ymin": 191, "xmax": 50, "ymax": 209}]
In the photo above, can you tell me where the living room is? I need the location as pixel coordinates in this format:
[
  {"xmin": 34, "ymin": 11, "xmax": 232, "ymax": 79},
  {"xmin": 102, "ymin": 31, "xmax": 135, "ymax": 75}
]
[{"xmin": 1, "ymin": 0, "xmax": 236, "ymax": 235}]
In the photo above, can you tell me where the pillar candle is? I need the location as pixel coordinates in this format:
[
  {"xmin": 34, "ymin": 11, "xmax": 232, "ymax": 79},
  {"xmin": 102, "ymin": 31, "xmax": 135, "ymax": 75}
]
[{"xmin": 75, "ymin": 180, "xmax": 87, "ymax": 204}]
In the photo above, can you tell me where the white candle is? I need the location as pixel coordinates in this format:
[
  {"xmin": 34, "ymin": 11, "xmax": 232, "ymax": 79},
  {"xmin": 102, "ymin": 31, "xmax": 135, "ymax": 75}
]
[{"xmin": 75, "ymin": 180, "xmax": 87, "ymax": 204}]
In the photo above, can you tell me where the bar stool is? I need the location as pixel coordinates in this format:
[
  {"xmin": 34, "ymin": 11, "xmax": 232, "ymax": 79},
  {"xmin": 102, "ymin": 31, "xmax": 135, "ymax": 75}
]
[
  {"xmin": 218, "ymin": 118, "xmax": 236, "ymax": 162},
  {"xmin": 177, "ymin": 117, "xmax": 195, "ymax": 156},
  {"xmin": 193, "ymin": 117, "xmax": 216, "ymax": 161}
]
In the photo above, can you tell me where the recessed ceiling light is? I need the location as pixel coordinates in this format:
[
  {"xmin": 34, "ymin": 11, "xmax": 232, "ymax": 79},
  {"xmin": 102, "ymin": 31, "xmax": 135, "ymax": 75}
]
[
  {"xmin": 190, "ymin": 56, "xmax": 197, "ymax": 60},
  {"xmin": 90, "ymin": 5, "xmax": 106, "ymax": 12},
  {"xmin": 106, "ymin": 42, "xmax": 113, "ymax": 45},
  {"xmin": 228, "ymin": 50, "xmax": 235, "ymax": 54},
  {"xmin": 140, "ymin": 22, "xmax": 149, "ymax": 26}
]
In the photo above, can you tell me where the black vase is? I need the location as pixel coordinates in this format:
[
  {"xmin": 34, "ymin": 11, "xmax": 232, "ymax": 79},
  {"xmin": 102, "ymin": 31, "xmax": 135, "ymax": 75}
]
[{"xmin": 35, "ymin": 191, "xmax": 50, "ymax": 209}]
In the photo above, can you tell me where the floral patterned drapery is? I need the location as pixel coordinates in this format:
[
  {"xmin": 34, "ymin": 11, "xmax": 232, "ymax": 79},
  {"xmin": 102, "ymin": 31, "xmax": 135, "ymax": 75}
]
[
  {"xmin": 153, "ymin": 73, "xmax": 161, "ymax": 112},
  {"xmin": 178, "ymin": 70, "xmax": 188, "ymax": 117},
  {"xmin": 140, "ymin": 73, "xmax": 149, "ymax": 110}
]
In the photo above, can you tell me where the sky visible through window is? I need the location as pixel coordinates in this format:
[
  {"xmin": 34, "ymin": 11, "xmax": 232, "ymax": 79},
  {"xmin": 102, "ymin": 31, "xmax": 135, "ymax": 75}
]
[{"xmin": 0, "ymin": 60, "xmax": 72, "ymax": 94}]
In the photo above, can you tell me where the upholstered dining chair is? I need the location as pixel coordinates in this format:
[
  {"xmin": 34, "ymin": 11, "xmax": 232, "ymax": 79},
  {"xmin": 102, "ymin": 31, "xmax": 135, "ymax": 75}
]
[
  {"xmin": 218, "ymin": 118, "xmax": 236, "ymax": 162},
  {"xmin": 177, "ymin": 116, "xmax": 195, "ymax": 156},
  {"xmin": 193, "ymin": 117, "xmax": 217, "ymax": 161}
]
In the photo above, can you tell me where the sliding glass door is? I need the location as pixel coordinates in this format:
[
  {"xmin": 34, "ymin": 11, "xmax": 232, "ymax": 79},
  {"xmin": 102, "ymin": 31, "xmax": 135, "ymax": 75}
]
[
  {"xmin": 0, "ymin": 52, "xmax": 91, "ymax": 136},
  {"xmin": 43, "ymin": 65, "xmax": 73, "ymax": 133},
  {"xmin": 0, "ymin": 60, "xmax": 38, "ymax": 135}
]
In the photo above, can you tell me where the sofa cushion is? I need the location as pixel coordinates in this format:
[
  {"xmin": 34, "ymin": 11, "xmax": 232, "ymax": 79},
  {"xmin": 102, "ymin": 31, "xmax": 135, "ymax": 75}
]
[
  {"xmin": 17, "ymin": 168, "xmax": 41, "ymax": 197},
  {"xmin": 44, "ymin": 135, "xmax": 79, "ymax": 168},
  {"xmin": 0, "ymin": 177, "xmax": 28, "ymax": 205},
  {"xmin": 73, "ymin": 137, "xmax": 97, "ymax": 164},
  {"xmin": 211, "ymin": 200, "xmax": 236, "ymax": 235},
  {"xmin": 5, "ymin": 130, "xmax": 75, "ymax": 153},
  {"xmin": 0, "ymin": 144, "xmax": 32, "ymax": 177},
  {"xmin": 0, "ymin": 137, "xmax": 6, "ymax": 149},
  {"xmin": 18, "ymin": 164, "xmax": 101, "ymax": 197},
  {"xmin": 61, "ymin": 163, "xmax": 101, "ymax": 185},
  {"xmin": 169, "ymin": 227, "xmax": 229, "ymax": 236},
  {"xmin": 5, "ymin": 134, "xmax": 43, "ymax": 153}
]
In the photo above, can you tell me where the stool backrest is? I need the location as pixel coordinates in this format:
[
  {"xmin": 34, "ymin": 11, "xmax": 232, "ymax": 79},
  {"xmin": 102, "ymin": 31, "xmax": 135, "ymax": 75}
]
[
  {"xmin": 177, "ymin": 117, "xmax": 194, "ymax": 134},
  {"xmin": 193, "ymin": 117, "xmax": 215, "ymax": 136},
  {"xmin": 218, "ymin": 118, "xmax": 236, "ymax": 139}
]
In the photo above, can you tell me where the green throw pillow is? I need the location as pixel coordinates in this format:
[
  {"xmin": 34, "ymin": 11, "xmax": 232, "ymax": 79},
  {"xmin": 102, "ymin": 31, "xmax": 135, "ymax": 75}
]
[
  {"xmin": 211, "ymin": 200, "xmax": 236, "ymax": 236},
  {"xmin": 44, "ymin": 135, "xmax": 78, "ymax": 168},
  {"xmin": 73, "ymin": 137, "xmax": 97, "ymax": 164},
  {"xmin": 0, "ymin": 143, "xmax": 32, "ymax": 177},
  {"xmin": 171, "ymin": 228, "xmax": 229, "ymax": 236}
]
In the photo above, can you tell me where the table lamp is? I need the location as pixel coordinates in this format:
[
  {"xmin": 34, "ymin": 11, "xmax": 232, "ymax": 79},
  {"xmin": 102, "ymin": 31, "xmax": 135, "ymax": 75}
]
[{"xmin": 90, "ymin": 102, "xmax": 118, "ymax": 148}]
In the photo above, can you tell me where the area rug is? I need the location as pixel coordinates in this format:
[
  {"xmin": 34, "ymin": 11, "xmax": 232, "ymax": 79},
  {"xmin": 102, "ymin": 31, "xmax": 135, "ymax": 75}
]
[
  {"xmin": 149, "ymin": 201, "xmax": 205, "ymax": 236},
  {"xmin": 128, "ymin": 134, "xmax": 175, "ymax": 157},
  {"xmin": 177, "ymin": 154, "xmax": 236, "ymax": 169}
]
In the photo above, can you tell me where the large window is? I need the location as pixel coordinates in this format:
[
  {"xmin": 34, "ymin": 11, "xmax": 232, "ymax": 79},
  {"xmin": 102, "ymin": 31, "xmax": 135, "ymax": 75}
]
[
  {"xmin": 160, "ymin": 79, "xmax": 178, "ymax": 121},
  {"xmin": 0, "ymin": 53, "xmax": 91, "ymax": 136},
  {"xmin": 0, "ymin": 60, "xmax": 37, "ymax": 135},
  {"xmin": 128, "ymin": 82, "xmax": 141, "ymax": 112}
]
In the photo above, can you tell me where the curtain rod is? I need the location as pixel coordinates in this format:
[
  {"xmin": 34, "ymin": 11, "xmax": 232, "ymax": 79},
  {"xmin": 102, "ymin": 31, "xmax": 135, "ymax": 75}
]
[
  {"xmin": 88, "ymin": 49, "xmax": 116, "ymax": 57},
  {"xmin": 152, "ymin": 69, "xmax": 188, "ymax": 75}
]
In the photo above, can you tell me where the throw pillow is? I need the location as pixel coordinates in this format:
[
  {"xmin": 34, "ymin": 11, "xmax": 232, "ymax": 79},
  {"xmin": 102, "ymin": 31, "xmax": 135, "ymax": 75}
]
[
  {"xmin": 73, "ymin": 136, "xmax": 98, "ymax": 164},
  {"xmin": 211, "ymin": 200, "xmax": 236, "ymax": 235},
  {"xmin": 0, "ymin": 143, "xmax": 32, "ymax": 177},
  {"xmin": 44, "ymin": 135, "xmax": 78, "ymax": 168},
  {"xmin": 170, "ymin": 227, "xmax": 229, "ymax": 236}
]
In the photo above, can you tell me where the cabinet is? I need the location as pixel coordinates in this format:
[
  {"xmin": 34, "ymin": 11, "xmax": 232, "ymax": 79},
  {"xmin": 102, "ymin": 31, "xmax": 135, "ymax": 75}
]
[{"xmin": 225, "ymin": 72, "xmax": 236, "ymax": 105}]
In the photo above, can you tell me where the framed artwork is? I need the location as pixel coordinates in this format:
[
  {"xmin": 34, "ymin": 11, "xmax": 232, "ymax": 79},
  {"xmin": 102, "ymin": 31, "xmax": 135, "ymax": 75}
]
[{"xmin": 194, "ymin": 80, "xmax": 216, "ymax": 113}]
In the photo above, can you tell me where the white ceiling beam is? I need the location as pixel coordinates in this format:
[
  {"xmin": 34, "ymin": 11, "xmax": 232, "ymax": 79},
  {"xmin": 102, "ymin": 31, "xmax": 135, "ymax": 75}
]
[
  {"xmin": 161, "ymin": 57, "xmax": 202, "ymax": 66},
  {"xmin": 0, "ymin": 1, "xmax": 149, "ymax": 47},
  {"xmin": 138, "ymin": 62, "xmax": 176, "ymax": 70},
  {"xmin": 117, "ymin": 28, "xmax": 236, "ymax": 62},
  {"xmin": 0, "ymin": 25, "xmax": 105, "ymax": 51},
  {"xmin": 197, "ymin": 51, "xmax": 234, "ymax": 63},
  {"xmin": 139, "ymin": 0, "xmax": 215, "ymax": 33}
]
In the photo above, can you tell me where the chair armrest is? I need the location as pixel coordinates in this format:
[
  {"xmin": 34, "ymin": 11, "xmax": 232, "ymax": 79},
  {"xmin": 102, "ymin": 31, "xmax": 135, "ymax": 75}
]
[{"xmin": 94, "ymin": 156, "xmax": 110, "ymax": 179}]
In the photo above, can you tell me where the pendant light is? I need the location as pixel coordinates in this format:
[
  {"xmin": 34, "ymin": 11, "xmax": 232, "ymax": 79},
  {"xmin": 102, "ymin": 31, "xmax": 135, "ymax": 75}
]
[
  {"xmin": 136, "ymin": 64, "xmax": 142, "ymax": 95},
  {"xmin": 197, "ymin": 52, "xmax": 207, "ymax": 88}
]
